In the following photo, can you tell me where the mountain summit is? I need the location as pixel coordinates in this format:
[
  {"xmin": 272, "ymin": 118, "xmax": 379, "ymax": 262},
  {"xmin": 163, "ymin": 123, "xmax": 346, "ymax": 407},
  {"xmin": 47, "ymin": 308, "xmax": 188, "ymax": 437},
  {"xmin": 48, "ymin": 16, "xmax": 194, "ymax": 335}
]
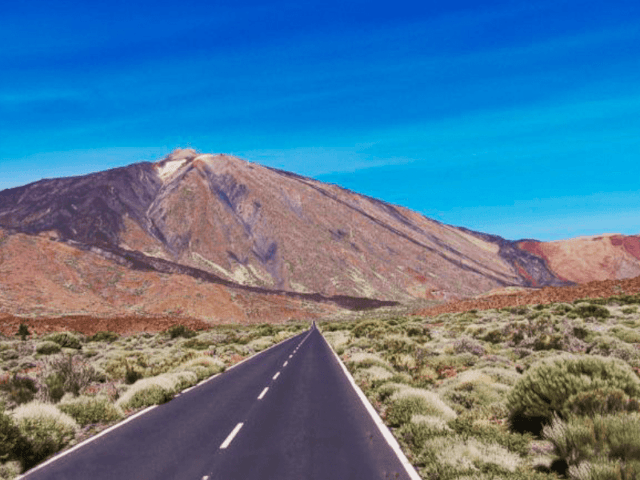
[{"xmin": 0, "ymin": 149, "xmax": 638, "ymax": 319}]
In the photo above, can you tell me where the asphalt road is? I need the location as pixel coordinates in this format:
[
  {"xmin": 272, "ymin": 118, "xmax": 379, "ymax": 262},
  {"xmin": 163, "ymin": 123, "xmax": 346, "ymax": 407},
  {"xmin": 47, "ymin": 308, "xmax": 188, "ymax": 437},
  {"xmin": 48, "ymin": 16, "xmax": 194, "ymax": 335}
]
[{"xmin": 23, "ymin": 327, "xmax": 412, "ymax": 480}]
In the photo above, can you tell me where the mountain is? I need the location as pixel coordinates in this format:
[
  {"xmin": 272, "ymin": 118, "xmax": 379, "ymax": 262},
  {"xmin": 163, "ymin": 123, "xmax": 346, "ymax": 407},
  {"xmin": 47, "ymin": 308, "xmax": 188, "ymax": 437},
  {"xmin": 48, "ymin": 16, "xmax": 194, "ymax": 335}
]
[
  {"xmin": 0, "ymin": 148, "xmax": 638, "ymax": 320},
  {"xmin": 517, "ymin": 234, "xmax": 640, "ymax": 284}
]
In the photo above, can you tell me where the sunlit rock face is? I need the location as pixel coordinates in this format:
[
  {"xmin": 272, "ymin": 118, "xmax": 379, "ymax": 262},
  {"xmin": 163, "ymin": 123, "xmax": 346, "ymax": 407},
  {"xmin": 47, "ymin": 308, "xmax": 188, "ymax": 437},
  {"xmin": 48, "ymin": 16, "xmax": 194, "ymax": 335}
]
[{"xmin": 8, "ymin": 147, "xmax": 632, "ymax": 319}]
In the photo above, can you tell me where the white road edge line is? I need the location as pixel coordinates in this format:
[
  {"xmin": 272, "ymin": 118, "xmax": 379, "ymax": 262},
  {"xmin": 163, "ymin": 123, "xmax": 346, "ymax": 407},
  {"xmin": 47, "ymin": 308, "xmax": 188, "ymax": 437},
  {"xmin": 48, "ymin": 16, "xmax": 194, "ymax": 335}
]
[
  {"xmin": 17, "ymin": 405, "xmax": 158, "ymax": 479},
  {"xmin": 319, "ymin": 332, "xmax": 422, "ymax": 480},
  {"xmin": 272, "ymin": 372, "xmax": 280, "ymax": 380},
  {"xmin": 19, "ymin": 329, "xmax": 311, "ymax": 478},
  {"xmin": 220, "ymin": 422, "xmax": 244, "ymax": 449},
  {"xmin": 258, "ymin": 387, "xmax": 269, "ymax": 400}
]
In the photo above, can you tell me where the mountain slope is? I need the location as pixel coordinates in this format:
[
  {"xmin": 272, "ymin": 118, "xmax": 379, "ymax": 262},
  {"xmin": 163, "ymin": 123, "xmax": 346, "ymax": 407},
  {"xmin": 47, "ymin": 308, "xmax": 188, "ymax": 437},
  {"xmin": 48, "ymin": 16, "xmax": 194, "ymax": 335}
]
[
  {"xmin": 2, "ymin": 148, "xmax": 637, "ymax": 321},
  {"xmin": 0, "ymin": 149, "xmax": 560, "ymax": 305}
]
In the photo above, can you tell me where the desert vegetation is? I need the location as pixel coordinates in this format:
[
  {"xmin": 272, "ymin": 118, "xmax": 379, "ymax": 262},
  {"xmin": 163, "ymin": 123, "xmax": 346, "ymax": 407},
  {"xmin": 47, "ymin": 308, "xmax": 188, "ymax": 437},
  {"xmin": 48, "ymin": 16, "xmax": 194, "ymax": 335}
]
[
  {"xmin": 322, "ymin": 293, "xmax": 640, "ymax": 480},
  {"xmin": 0, "ymin": 321, "xmax": 305, "ymax": 477}
]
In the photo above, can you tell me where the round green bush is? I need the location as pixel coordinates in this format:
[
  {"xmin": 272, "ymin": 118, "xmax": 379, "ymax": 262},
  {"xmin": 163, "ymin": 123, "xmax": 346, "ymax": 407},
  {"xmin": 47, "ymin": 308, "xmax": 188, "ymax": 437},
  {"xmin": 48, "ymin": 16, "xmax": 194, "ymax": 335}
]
[
  {"xmin": 12, "ymin": 401, "xmax": 79, "ymax": 470},
  {"xmin": 36, "ymin": 341, "xmax": 61, "ymax": 355},
  {"xmin": 507, "ymin": 354, "xmax": 640, "ymax": 434},
  {"xmin": 58, "ymin": 395, "xmax": 122, "ymax": 426}
]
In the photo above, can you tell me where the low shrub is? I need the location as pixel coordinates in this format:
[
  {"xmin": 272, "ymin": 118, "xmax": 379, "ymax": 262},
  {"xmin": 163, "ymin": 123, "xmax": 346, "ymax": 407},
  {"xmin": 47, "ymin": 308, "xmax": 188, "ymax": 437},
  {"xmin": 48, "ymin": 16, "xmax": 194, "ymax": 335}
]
[
  {"xmin": 386, "ymin": 386, "xmax": 457, "ymax": 427},
  {"xmin": 12, "ymin": 401, "xmax": 79, "ymax": 470},
  {"xmin": 563, "ymin": 387, "xmax": 640, "ymax": 418},
  {"xmin": 0, "ymin": 408, "xmax": 23, "ymax": 463},
  {"xmin": 574, "ymin": 304, "xmax": 610, "ymax": 321},
  {"xmin": 507, "ymin": 354, "xmax": 640, "ymax": 435},
  {"xmin": 449, "ymin": 414, "xmax": 533, "ymax": 457},
  {"xmin": 404, "ymin": 323, "xmax": 430, "ymax": 339},
  {"xmin": 418, "ymin": 434, "xmax": 522, "ymax": 476},
  {"xmin": 543, "ymin": 413, "xmax": 640, "ymax": 478},
  {"xmin": 610, "ymin": 327, "xmax": 640, "ymax": 344},
  {"xmin": 453, "ymin": 337, "xmax": 486, "ymax": 356},
  {"xmin": 351, "ymin": 320, "xmax": 386, "ymax": 338},
  {"xmin": 0, "ymin": 461, "xmax": 21, "ymax": 479},
  {"xmin": 166, "ymin": 325, "xmax": 196, "ymax": 339},
  {"xmin": 58, "ymin": 395, "xmax": 122, "ymax": 426},
  {"xmin": 177, "ymin": 356, "xmax": 225, "ymax": 381},
  {"xmin": 41, "ymin": 355, "xmax": 99, "ymax": 402},
  {"xmin": 0, "ymin": 375, "xmax": 38, "ymax": 405},
  {"xmin": 44, "ymin": 332, "xmax": 81, "ymax": 350},
  {"xmin": 345, "ymin": 352, "xmax": 392, "ymax": 370},
  {"xmin": 87, "ymin": 331, "xmax": 119, "ymax": 343},
  {"xmin": 115, "ymin": 372, "xmax": 197, "ymax": 410},
  {"xmin": 377, "ymin": 335, "xmax": 416, "ymax": 355},
  {"xmin": 36, "ymin": 341, "xmax": 61, "ymax": 355},
  {"xmin": 398, "ymin": 414, "xmax": 452, "ymax": 452}
]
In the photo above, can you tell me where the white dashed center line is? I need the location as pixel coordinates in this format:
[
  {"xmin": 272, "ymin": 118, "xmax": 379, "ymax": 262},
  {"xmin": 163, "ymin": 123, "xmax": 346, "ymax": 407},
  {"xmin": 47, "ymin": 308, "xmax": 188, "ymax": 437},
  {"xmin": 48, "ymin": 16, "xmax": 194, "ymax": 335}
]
[
  {"xmin": 289, "ymin": 354, "xmax": 293, "ymax": 358},
  {"xmin": 283, "ymin": 361, "xmax": 288, "ymax": 367},
  {"xmin": 220, "ymin": 423, "xmax": 244, "ymax": 449},
  {"xmin": 258, "ymin": 387, "xmax": 269, "ymax": 400},
  {"xmin": 273, "ymin": 372, "xmax": 280, "ymax": 380}
]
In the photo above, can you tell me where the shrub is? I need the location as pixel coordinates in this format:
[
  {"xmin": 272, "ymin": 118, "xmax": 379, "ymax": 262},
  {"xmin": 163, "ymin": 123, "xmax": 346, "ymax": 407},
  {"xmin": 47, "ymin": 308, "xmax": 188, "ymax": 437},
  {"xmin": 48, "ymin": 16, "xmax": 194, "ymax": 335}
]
[
  {"xmin": 58, "ymin": 395, "xmax": 122, "ymax": 426},
  {"xmin": 346, "ymin": 352, "xmax": 392, "ymax": 370},
  {"xmin": 398, "ymin": 414, "xmax": 452, "ymax": 452},
  {"xmin": 376, "ymin": 335, "xmax": 416, "ymax": 355},
  {"xmin": 88, "ymin": 331, "xmax": 119, "ymax": 343},
  {"xmin": 507, "ymin": 355, "xmax": 640, "ymax": 434},
  {"xmin": 0, "ymin": 375, "xmax": 38, "ymax": 405},
  {"xmin": 166, "ymin": 325, "xmax": 196, "ymax": 339},
  {"xmin": 12, "ymin": 401, "xmax": 79, "ymax": 470},
  {"xmin": 0, "ymin": 408, "xmax": 23, "ymax": 463},
  {"xmin": 418, "ymin": 435, "xmax": 522, "ymax": 476},
  {"xmin": 115, "ymin": 372, "xmax": 197, "ymax": 410},
  {"xmin": 41, "ymin": 355, "xmax": 98, "ymax": 402},
  {"xmin": 449, "ymin": 414, "xmax": 532, "ymax": 457},
  {"xmin": 36, "ymin": 341, "xmax": 61, "ymax": 355},
  {"xmin": 386, "ymin": 386, "xmax": 457, "ymax": 427},
  {"xmin": 0, "ymin": 461, "xmax": 21, "ymax": 479},
  {"xmin": 124, "ymin": 367, "xmax": 143, "ymax": 385},
  {"xmin": 177, "ymin": 356, "xmax": 225, "ymax": 381},
  {"xmin": 404, "ymin": 323, "xmax": 430, "ymax": 338},
  {"xmin": 323, "ymin": 331, "xmax": 350, "ymax": 354},
  {"xmin": 611, "ymin": 327, "xmax": 640, "ymax": 344},
  {"xmin": 574, "ymin": 304, "xmax": 610, "ymax": 321},
  {"xmin": 454, "ymin": 337, "xmax": 486, "ymax": 356},
  {"xmin": 17, "ymin": 324, "xmax": 29, "ymax": 341},
  {"xmin": 543, "ymin": 413, "xmax": 640, "ymax": 478},
  {"xmin": 563, "ymin": 387, "xmax": 640, "ymax": 418},
  {"xmin": 351, "ymin": 320, "xmax": 385, "ymax": 338},
  {"xmin": 44, "ymin": 332, "xmax": 81, "ymax": 350}
]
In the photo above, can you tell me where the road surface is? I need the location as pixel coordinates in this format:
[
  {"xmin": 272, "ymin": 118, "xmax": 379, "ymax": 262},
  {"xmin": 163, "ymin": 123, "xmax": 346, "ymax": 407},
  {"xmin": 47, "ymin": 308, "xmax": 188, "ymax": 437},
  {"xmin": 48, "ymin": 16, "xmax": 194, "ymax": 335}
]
[{"xmin": 23, "ymin": 327, "xmax": 412, "ymax": 480}]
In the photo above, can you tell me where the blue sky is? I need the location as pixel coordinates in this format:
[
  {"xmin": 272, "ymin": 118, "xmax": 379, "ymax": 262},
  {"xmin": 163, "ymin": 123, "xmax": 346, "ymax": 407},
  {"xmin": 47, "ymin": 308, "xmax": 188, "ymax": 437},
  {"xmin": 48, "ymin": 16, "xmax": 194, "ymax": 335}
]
[{"xmin": 1, "ymin": 0, "xmax": 639, "ymax": 241}]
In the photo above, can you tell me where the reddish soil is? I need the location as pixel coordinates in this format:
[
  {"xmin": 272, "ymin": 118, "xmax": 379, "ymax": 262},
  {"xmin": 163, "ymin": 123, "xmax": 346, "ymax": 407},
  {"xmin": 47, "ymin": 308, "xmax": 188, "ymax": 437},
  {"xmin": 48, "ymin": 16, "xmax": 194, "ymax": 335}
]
[
  {"xmin": 0, "ymin": 314, "xmax": 213, "ymax": 337},
  {"xmin": 418, "ymin": 275, "xmax": 640, "ymax": 317}
]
